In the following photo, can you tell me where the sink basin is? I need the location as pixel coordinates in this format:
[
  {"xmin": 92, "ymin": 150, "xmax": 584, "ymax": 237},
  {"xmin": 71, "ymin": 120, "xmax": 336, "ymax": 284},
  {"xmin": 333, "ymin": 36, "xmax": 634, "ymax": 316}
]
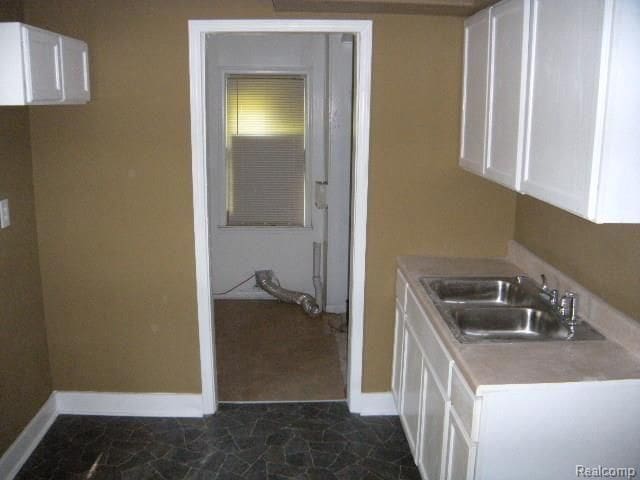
[
  {"xmin": 419, "ymin": 276, "xmax": 604, "ymax": 343},
  {"xmin": 422, "ymin": 277, "xmax": 531, "ymax": 305},
  {"xmin": 449, "ymin": 307, "xmax": 569, "ymax": 342}
]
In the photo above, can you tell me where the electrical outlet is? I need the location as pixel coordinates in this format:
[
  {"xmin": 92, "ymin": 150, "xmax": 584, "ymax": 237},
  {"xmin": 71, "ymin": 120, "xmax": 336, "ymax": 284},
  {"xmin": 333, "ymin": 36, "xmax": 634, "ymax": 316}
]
[{"xmin": 0, "ymin": 199, "xmax": 10, "ymax": 228}]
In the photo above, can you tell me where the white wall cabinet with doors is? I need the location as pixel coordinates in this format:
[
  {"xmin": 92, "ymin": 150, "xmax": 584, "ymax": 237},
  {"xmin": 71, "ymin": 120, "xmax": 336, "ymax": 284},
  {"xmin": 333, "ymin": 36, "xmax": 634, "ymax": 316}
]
[
  {"xmin": 459, "ymin": 9, "xmax": 490, "ymax": 177},
  {"xmin": 394, "ymin": 269, "xmax": 640, "ymax": 479},
  {"xmin": 460, "ymin": 0, "xmax": 640, "ymax": 223},
  {"xmin": 460, "ymin": 0, "xmax": 529, "ymax": 189},
  {"xmin": 0, "ymin": 22, "xmax": 90, "ymax": 105}
]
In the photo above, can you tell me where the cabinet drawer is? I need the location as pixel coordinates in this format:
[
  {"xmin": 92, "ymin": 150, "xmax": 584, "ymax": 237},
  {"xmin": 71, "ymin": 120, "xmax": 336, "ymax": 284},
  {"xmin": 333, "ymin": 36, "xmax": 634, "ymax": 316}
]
[
  {"xmin": 451, "ymin": 365, "xmax": 475, "ymax": 436},
  {"xmin": 396, "ymin": 269, "xmax": 408, "ymax": 311},
  {"xmin": 406, "ymin": 288, "xmax": 452, "ymax": 393}
]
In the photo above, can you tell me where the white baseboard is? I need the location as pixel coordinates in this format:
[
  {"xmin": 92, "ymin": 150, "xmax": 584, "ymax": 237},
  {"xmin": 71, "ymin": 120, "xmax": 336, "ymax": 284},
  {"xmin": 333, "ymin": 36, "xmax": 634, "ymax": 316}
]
[
  {"xmin": 0, "ymin": 393, "xmax": 57, "ymax": 480},
  {"xmin": 355, "ymin": 392, "xmax": 398, "ymax": 416},
  {"xmin": 1, "ymin": 389, "xmax": 389, "ymax": 479},
  {"xmin": 0, "ymin": 391, "xmax": 204, "ymax": 479},
  {"xmin": 55, "ymin": 391, "xmax": 204, "ymax": 417}
]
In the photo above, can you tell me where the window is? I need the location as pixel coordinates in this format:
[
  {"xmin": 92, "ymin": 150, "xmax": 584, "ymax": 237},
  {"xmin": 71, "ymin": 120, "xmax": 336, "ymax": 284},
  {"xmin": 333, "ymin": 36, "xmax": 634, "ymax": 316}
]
[{"xmin": 225, "ymin": 74, "xmax": 307, "ymax": 227}]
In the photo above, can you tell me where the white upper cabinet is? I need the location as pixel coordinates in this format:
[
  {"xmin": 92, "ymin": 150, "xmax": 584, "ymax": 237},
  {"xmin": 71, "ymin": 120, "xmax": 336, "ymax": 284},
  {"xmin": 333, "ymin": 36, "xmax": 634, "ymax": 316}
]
[
  {"xmin": 485, "ymin": 0, "xmax": 529, "ymax": 190},
  {"xmin": 461, "ymin": 0, "xmax": 529, "ymax": 188},
  {"xmin": 23, "ymin": 26, "xmax": 63, "ymax": 103},
  {"xmin": 0, "ymin": 22, "xmax": 90, "ymax": 105},
  {"xmin": 524, "ymin": 0, "xmax": 640, "ymax": 222},
  {"xmin": 460, "ymin": 0, "xmax": 640, "ymax": 224},
  {"xmin": 460, "ymin": 9, "xmax": 490, "ymax": 176},
  {"xmin": 523, "ymin": 0, "xmax": 606, "ymax": 218},
  {"xmin": 60, "ymin": 36, "xmax": 90, "ymax": 103}
]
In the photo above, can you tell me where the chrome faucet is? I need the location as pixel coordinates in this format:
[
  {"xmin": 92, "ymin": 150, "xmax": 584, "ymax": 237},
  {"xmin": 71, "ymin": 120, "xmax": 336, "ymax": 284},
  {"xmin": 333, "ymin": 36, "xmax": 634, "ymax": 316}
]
[
  {"xmin": 526, "ymin": 274, "xmax": 579, "ymax": 325},
  {"xmin": 559, "ymin": 292, "xmax": 578, "ymax": 326}
]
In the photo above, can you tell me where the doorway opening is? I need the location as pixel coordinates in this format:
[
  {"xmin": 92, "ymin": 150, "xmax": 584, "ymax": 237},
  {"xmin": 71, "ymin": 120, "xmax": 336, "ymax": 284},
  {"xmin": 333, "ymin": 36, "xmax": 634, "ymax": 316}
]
[{"xmin": 188, "ymin": 20, "xmax": 373, "ymax": 414}]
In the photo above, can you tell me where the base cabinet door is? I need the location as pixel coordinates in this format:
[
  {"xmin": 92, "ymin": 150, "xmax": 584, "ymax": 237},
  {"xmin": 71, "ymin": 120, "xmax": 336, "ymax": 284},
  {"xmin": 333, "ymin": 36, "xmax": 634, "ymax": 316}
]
[
  {"xmin": 445, "ymin": 408, "xmax": 475, "ymax": 480},
  {"xmin": 400, "ymin": 325, "xmax": 423, "ymax": 456},
  {"xmin": 418, "ymin": 363, "xmax": 448, "ymax": 480},
  {"xmin": 392, "ymin": 304, "xmax": 405, "ymax": 407}
]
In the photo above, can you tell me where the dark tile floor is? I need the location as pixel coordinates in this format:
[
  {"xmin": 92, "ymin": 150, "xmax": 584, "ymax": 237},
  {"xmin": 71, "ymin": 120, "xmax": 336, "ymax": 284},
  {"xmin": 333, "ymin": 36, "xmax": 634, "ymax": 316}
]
[{"xmin": 17, "ymin": 402, "xmax": 421, "ymax": 480}]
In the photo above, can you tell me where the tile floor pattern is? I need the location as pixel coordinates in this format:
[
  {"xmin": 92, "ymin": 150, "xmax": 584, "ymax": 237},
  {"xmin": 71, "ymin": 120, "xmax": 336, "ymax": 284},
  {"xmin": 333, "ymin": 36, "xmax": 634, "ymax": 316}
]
[{"xmin": 16, "ymin": 402, "xmax": 421, "ymax": 480}]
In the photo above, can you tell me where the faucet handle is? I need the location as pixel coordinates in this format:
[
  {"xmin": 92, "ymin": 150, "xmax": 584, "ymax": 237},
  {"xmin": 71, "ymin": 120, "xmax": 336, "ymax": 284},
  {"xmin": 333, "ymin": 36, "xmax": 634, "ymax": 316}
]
[{"xmin": 560, "ymin": 292, "xmax": 578, "ymax": 325}]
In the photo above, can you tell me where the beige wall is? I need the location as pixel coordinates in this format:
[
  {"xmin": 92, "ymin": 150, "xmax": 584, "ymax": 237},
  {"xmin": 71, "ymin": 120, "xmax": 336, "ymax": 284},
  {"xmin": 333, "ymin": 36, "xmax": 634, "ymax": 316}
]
[
  {"xmin": 362, "ymin": 15, "xmax": 516, "ymax": 389},
  {"xmin": 515, "ymin": 196, "xmax": 640, "ymax": 321},
  {"xmin": 0, "ymin": 1, "xmax": 52, "ymax": 455},
  {"xmin": 24, "ymin": 0, "xmax": 516, "ymax": 394}
]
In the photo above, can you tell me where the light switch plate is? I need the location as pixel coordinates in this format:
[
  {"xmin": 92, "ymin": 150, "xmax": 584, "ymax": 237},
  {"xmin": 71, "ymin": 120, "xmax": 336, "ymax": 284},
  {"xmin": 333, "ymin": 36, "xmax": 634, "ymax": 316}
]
[{"xmin": 0, "ymin": 199, "xmax": 10, "ymax": 228}]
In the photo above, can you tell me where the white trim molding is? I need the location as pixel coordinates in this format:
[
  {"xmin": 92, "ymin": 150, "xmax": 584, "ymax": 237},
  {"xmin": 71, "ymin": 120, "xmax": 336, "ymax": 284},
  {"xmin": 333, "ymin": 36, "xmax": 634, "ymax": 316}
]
[
  {"xmin": 55, "ymin": 392, "xmax": 203, "ymax": 418},
  {"xmin": 188, "ymin": 21, "xmax": 217, "ymax": 416},
  {"xmin": 0, "ymin": 394, "xmax": 57, "ymax": 480},
  {"xmin": 188, "ymin": 19, "xmax": 373, "ymax": 414},
  {"xmin": 356, "ymin": 392, "xmax": 398, "ymax": 416},
  {"xmin": 0, "ymin": 388, "xmax": 394, "ymax": 479},
  {"xmin": 0, "ymin": 391, "xmax": 204, "ymax": 479}
]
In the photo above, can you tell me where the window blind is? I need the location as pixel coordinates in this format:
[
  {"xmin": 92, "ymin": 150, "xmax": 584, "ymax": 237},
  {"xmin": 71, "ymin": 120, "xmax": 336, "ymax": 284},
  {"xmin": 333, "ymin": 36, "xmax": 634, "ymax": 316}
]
[{"xmin": 225, "ymin": 75, "xmax": 306, "ymax": 227}]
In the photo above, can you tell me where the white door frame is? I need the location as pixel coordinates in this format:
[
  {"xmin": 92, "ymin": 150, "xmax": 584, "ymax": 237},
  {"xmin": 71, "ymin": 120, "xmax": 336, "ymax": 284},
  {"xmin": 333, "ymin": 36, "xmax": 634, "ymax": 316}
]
[{"xmin": 188, "ymin": 19, "xmax": 373, "ymax": 414}]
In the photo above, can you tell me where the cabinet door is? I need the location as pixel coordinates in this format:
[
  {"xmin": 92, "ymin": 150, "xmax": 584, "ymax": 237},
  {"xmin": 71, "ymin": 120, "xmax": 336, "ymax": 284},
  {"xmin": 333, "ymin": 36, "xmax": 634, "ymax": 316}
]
[
  {"xmin": 484, "ymin": 0, "xmax": 529, "ymax": 190},
  {"xmin": 460, "ymin": 9, "xmax": 490, "ymax": 176},
  {"xmin": 445, "ymin": 408, "xmax": 475, "ymax": 480},
  {"xmin": 418, "ymin": 363, "xmax": 448, "ymax": 480},
  {"xmin": 21, "ymin": 26, "xmax": 62, "ymax": 103},
  {"xmin": 392, "ymin": 304, "xmax": 405, "ymax": 409},
  {"xmin": 522, "ymin": 0, "xmax": 606, "ymax": 216},
  {"xmin": 61, "ymin": 36, "xmax": 90, "ymax": 103},
  {"xmin": 400, "ymin": 324, "xmax": 423, "ymax": 457}
]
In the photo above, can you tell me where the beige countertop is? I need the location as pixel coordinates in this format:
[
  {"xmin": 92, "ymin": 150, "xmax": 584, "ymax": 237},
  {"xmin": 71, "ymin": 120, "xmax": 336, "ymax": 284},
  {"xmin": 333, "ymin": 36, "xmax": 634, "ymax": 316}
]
[{"xmin": 397, "ymin": 255, "xmax": 640, "ymax": 394}]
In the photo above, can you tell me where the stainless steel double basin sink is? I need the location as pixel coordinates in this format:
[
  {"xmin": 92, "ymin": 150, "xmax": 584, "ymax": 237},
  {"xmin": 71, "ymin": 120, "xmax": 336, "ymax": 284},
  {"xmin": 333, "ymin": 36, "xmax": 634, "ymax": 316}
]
[{"xmin": 420, "ymin": 276, "xmax": 604, "ymax": 343}]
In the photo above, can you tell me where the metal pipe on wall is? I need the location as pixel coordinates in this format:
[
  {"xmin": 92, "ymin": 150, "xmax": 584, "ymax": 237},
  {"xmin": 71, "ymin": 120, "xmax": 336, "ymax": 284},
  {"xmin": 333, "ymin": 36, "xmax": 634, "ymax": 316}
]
[{"xmin": 313, "ymin": 241, "xmax": 323, "ymax": 312}]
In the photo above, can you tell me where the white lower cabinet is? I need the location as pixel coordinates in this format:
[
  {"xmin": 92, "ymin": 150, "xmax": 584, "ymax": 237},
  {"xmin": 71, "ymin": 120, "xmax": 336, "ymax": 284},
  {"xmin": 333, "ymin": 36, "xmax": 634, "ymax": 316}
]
[
  {"xmin": 394, "ymin": 268, "xmax": 640, "ymax": 479},
  {"xmin": 417, "ymin": 363, "xmax": 447, "ymax": 480},
  {"xmin": 395, "ymin": 273, "xmax": 475, "ymax": 479},
  {"xmin": 400, "ymin": 323, "xmax": 423, "ymax": 456},
  {"xmin": 444, "ymin": 407, "xmax": 475, "ymax": 480}
]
